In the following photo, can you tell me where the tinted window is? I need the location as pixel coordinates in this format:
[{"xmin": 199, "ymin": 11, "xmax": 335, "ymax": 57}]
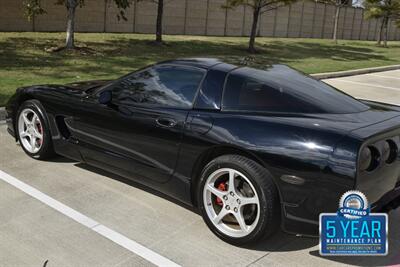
[
  {"xmin": 112, "ymin": 65, "xmax": 205, "ymax": 108},
  {"xmin": 194, "ymin": 63, "xmax": 236, "ymax": 110},
  {"xmin": 195, "ymin": 69, "xmax": 225, "ymax": 110},
  {"xmin": 223, "ymin": 65, "xmax": 369, "ymax": 114}
]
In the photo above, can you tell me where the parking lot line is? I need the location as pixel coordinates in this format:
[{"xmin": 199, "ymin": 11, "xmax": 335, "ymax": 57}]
[
  {"xmin": 332, "ymin": 79, "xmax": 400, "ymax": 91},
  {"xmin": 0, "ymin": 170, "xmax": 180, "ymax": 267},
  {"xmin": 369, "ymin": 74, "xmax": 400, "ymax": 80}
]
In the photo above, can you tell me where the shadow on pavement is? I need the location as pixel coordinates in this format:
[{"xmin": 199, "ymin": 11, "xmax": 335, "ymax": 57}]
[
  {"xmin": 74, "ymin": 162, "xmax": 318, "ymax": 253},
  {"xmin": 46, "ymin": 155, "xmax": 77, "ymax": 163},
  {"xmin": 245, "ymin": 233, "xmax": 318, "ymax": 253},
  {"xmin": 74, "ymin": 162, "xmax": 197, "ymax": 213}
]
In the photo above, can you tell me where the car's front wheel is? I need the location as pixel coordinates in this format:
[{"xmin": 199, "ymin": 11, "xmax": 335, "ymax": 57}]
[
  {"xmin": 16, "ymin": 100, "xmax": 55, "ymax": 160},
  {"xmin": 198, "ymin": 154, "xmax": 280, "ymax": 245}
]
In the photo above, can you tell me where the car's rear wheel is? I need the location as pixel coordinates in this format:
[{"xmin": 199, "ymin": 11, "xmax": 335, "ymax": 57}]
[
  {"xmin": 16, "ymin": 100, "xmax": 55, "ymax": 159},
  {"xmin": 198, "ymin": 154, "xmax": 280, "ymax": 245}
]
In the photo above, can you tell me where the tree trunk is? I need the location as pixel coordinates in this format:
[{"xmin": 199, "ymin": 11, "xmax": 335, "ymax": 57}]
[
  {"xmin": 333, "ymin": 6, "xmax": 340, "ymax": 44},
  {"xmin": 248, "ymin": 7, "xmax": 260, "ymax": 53},
  {"xmin": 65, "ymin": 0, "xmax": 78, "ymax": 49},
  {"xmin": 383, "ymin": 17, "xmax": 389, "ymax": 47},
  {"xmin": 156, "ymin": 0, "xmax": 164, "ymax": 43},
  {"xmin": 377, "ymin": 18, "xmax": 385, "ymax": 46}
]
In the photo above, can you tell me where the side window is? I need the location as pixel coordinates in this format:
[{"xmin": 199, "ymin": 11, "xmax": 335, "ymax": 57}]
[
  {"xmin": 194, "ymin": 69, "xmax": 226, "ymax": 110},
  {"xmin": 223, "ymin": 73, "xmax": 318, "ymax": 113},
  {"xmin": 112, "ymin": 66, "xmax": 205, "ymax": 108}
]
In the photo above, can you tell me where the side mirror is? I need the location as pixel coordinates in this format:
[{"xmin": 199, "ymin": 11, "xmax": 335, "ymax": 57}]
[{"xmin": 98, "ymin": 90, "xmax": 112, "ymax": 105}]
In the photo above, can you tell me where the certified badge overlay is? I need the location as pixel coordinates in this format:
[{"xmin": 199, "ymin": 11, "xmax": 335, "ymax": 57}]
[{"xmin": 320, "ymin": 190, "xmax": 388, "ymax": 256}]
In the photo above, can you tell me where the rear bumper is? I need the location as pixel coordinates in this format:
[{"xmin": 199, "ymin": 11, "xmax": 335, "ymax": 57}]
[
  {"xmin": 372, "ymin": 182, "xmax": 400, "ymax": 212},
  {"xmin": 282, "ymin": 183, "xmax": 400, "ymax": 237}
]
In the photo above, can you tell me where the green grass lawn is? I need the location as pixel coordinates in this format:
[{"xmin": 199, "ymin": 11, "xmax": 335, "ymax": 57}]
[{"xmin": 1, "ymin": 32, "xmax": 400, "ymax": 106}]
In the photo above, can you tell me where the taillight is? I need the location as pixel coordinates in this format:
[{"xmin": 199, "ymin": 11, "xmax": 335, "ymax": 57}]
[
  {"xmin": 383, "ymin": 139, "xmax": 398, "ymax": 164},
  {"xmin": 360, "ymin": 146, "xmax": 380, "ymax": 172}
]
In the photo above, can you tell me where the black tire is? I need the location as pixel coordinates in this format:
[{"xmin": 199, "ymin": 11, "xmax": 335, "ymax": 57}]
[
  {"xmin": 198, "ymin": 154, "xmax": 280, "ymax": 245},
  {"xmin": 16, "ymin": 100, "xmax": 56, "ymax": 160}
]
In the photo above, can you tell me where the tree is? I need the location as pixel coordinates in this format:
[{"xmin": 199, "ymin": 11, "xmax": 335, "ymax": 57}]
[
  {"xmin": 224, "ymin": 0, "xmax": 297, "ymax": 53},
  {"xmin": 155, "ymin": 0, "xmax": 164, "ymax": 43},
  {"xmin": 23, "ymin": 0, "xmax": 133, "ymax": 50},
  {"xmin": 365, "ymin": 0, "xmax": 400, "ymax": 47},
  {"xmin": 137, "ymin": 0, "xmax": 166, "ymax": 44},
  {"xmin": 317, "ymin": 0, "xmax": 352, "ymax": 44}
]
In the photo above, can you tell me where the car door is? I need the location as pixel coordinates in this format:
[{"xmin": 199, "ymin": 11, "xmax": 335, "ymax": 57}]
[{"xmin": 71, "ymin": 65, "xmax": 206, "ymax": 183}]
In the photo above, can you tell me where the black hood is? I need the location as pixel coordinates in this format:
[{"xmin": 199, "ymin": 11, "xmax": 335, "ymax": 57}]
[
  {"xmin": 65, "ymin": 80, "xmax": 112, "ymax": 91},
  {"xmin": 13, "ymin": 80, "xmax": 112, "ymax": 101}
]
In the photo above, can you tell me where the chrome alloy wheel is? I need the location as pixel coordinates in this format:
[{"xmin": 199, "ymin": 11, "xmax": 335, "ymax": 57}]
[
  {"xmin": 203, "ymin": 168, "xmax": 260, "ymax": 238},
  {"xmin": 18, "ymin": 108, "xmax": 43, "ymax": 154}
]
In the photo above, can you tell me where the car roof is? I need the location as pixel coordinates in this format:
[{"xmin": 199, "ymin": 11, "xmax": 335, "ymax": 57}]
[
  {"xmin": 157, "ymin": 58, "xmax": 287, "ymax": 74},
  {"xmin": 157, "ymin": 58, "xmax": 225, "ymax": 69}
]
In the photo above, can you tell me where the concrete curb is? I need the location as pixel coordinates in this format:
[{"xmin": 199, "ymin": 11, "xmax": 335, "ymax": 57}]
[{"xmin": 311, "ymin": 64, "xmax": 400, "ymax": 80}]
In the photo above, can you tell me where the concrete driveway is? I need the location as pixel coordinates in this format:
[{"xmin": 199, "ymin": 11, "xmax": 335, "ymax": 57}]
[
  {"xmin": 324, "ymin": 69, "xmax": 400, "ymax": 106},
  {"xmin": 0, "ymin": 70, "xmax": 399, "ymax": 267}
]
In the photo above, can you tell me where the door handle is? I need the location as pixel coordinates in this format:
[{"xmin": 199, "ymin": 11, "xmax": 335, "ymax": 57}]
[{"xmin": 156, "ymin": 117, "xmax": 177, "ymax": 128}]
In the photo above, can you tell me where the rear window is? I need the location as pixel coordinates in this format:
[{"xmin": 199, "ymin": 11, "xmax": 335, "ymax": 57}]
[{"xmin": 222, "ymin": 66, "xmax": 369, "ymax": 114}]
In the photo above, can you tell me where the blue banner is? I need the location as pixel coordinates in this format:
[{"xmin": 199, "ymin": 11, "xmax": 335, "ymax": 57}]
[{"xmin": 320, "ymin": 213, "xmax": 388, "ymax": 255}]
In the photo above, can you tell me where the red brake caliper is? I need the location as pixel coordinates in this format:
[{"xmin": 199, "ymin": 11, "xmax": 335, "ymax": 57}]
[{"xmin": 216, "ymin": 182, "xmax": 227, "ymax": 206}]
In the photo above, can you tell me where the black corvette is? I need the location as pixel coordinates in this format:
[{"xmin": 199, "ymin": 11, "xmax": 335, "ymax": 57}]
[{"xmin": 5, "ymin": 58, "xmax": 400, "ymax": 244}]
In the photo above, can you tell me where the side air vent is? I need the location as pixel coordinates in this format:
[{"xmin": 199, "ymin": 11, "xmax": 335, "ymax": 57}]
[{"xmin": 55, "ymin": 116, "xmax": 71, "ymax": 139}]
